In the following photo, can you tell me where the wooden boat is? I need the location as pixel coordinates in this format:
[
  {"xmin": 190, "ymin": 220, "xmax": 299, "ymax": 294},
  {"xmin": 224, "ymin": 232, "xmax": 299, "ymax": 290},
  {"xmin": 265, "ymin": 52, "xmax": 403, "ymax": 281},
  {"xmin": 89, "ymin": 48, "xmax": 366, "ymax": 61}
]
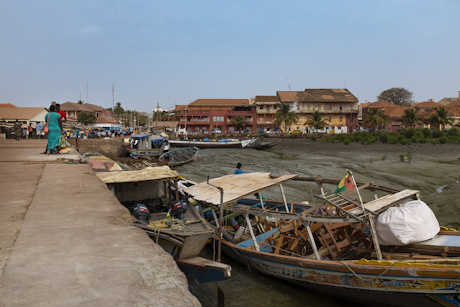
[
  {"xmin": 246, "ymin": 140, "xmax": 276, "ymax": 150},
  {"xmin": 169, "ymin": 138, "xmax": 256, "ymax": 149},
  {"xmin": 128, "ymin": 133, "xmax": 167, "ymax": 158},
  {"xmin": 159, "ymin": 146, "xmax": 198, "ymax": 166},
  {"xmin": 182, "ymin": 173, "xmax": 460, "ymax": 306},
  {"xmin": 96, "ymin": 166, "xmax": 231, "ymax": 284}
]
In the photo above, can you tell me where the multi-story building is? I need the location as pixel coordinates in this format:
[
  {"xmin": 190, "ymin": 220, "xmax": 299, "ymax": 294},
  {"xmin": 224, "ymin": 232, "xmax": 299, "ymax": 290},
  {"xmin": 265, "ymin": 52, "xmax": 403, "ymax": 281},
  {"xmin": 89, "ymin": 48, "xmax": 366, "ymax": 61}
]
[
  {"xmin": 254, "ymin": 95, "xmax": 281, "ymax": 133},
  {"xmin": 174, "ymin": 99, "xmax": 255, "ymax": 134},
  {"xmin": 274, "ymin": 89, "xmax": 359, "ymax": 133}
]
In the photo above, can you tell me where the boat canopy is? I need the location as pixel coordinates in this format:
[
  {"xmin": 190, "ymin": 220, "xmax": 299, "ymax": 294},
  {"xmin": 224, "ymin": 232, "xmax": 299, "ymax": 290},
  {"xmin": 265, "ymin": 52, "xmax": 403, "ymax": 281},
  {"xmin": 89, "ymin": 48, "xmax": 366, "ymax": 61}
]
[
  {"xmin": 96, "ymin": 166, "xmax": 178, "ymax": 184},
  {"xmin": 183, "ymin": 172, "xmax": 298, "ymax": 206},
  {"xmin": 130, "ymin": 133, "xmax": 151, "ymax": 139}
]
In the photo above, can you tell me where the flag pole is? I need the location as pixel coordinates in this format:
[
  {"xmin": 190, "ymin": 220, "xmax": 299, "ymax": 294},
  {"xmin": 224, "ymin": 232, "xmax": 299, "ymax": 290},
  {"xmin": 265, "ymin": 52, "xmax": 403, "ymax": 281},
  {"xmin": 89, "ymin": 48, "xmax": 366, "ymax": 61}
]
[{"xmin": 348, "ymin": 170, "xmax": 365, "ymax": 212}]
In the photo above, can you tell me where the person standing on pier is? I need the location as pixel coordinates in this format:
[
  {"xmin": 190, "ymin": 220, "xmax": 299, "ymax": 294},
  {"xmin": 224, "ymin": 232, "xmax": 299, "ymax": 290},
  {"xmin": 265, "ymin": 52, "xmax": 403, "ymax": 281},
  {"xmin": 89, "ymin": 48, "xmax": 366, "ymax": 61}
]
[{"xmin": 44, "ymin": 104, "xmax": 63, "ymax": 154}]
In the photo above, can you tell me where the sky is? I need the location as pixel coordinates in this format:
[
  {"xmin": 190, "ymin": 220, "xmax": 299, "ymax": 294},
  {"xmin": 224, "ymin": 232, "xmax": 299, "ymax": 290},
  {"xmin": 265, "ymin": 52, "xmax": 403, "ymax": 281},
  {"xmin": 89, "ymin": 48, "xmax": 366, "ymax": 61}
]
[{"xmin": 1, "ymin": 0, "xmax": 459, "ymax": 113}]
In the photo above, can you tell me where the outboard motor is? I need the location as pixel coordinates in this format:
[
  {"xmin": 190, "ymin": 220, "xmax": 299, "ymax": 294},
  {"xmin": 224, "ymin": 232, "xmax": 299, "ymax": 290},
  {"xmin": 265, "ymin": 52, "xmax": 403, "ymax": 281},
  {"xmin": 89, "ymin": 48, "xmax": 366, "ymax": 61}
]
[
  {"xmin": 170, "ymin": 200, "xmax": 188, "ymax": 220},
  {"xmin": 133, "ymin": 203, "xmax": 150, "ymax": 225}
]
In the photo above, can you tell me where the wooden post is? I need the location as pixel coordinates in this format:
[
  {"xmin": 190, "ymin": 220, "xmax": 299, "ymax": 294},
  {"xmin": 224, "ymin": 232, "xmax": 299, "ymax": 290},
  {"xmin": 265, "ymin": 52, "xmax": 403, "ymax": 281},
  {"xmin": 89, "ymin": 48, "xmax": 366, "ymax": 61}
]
[
  {"xmin": 279, "ymin": 184, "xmax": 289, "ymax": 213},
  {"xmin": 304, "ymin": 221, "xmax": 320, "ymax": 260},
  {"xmin": 258, "ymin": 193, "xmax": 265, "ymax": 210},
  {"xmin": 244, "ymin": 213, "xmax": 259, "ymax": 251},
  {"xmin": 174, "ymin": 179, "xmax": 179, "ymax": 201},
  {"xmin": 369, "ymin": 215, "xmax": 383, "ymax": 260}
]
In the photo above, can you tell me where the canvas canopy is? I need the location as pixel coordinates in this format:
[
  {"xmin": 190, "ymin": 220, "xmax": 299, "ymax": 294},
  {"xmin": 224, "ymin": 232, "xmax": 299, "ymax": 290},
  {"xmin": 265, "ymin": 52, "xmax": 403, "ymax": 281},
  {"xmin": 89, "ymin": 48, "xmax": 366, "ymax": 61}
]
[
  {"xmin": 96, "ymin": 166, "xmax": 178, "ymax": 183},
  {"xmin": 183, "ymin": 172, "xmax": 298, "ymax": 206}
]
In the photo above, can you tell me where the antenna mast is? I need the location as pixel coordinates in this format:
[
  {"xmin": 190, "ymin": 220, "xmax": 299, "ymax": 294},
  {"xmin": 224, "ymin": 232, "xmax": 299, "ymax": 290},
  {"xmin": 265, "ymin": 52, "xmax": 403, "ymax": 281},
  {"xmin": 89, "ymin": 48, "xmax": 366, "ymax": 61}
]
[{"xmin": 286, "ymin": 77, "xmax": 292, "ymax": 91}]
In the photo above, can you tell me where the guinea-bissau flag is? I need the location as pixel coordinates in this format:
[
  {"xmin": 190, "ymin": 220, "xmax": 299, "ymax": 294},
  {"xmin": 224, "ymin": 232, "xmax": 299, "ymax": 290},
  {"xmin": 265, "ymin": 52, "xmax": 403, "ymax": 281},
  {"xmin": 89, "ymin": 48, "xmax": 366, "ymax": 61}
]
[{"xmin": 334, "ymin": 172, "xmax": 355, "ymax": 194}]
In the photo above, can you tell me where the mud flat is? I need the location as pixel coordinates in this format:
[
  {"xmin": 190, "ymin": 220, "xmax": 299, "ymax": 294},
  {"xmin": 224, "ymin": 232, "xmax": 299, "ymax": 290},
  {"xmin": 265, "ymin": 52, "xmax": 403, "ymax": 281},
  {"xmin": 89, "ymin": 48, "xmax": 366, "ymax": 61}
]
[{"xmin": 176, "ymin": 139, "xmax": 460, "ymax": 229}]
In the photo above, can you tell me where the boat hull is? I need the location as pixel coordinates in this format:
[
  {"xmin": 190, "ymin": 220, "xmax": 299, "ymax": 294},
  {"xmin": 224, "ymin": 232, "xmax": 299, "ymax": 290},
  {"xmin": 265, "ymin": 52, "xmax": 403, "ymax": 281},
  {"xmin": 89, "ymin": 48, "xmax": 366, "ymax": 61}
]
[{"xmin": 220, "ymin": 240, "xmax": 460, "ymax": 307}]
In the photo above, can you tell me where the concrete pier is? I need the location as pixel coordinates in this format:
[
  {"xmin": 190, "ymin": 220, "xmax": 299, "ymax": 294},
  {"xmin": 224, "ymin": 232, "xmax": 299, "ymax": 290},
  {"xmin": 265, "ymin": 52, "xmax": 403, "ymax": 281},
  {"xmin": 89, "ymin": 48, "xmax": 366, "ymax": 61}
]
[{"xmin": 0, "ymin": 139, "xmax": 200, "ymax": 306}]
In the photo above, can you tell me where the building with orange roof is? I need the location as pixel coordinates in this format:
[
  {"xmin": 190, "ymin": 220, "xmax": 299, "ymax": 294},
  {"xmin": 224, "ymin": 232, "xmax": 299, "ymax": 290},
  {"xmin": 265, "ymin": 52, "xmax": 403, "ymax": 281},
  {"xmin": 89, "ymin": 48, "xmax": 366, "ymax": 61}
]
[
  {"xmin": 0, "ymin": 103, "xmax": 17, "ymax": 108},
  {"xmin": 438, "ymin": 91, "xmax": 460, "ymax": 106},
  {"xmin": 275, "ymin": 89, "xmax": 358, "ymax": 133},
  {"xmin": 173, "ymin": 98, "xmax": 255, "ymax": 134},
  {"xmin": 255, "ymin": 95, "xmax": 281, "ymax": 132}
]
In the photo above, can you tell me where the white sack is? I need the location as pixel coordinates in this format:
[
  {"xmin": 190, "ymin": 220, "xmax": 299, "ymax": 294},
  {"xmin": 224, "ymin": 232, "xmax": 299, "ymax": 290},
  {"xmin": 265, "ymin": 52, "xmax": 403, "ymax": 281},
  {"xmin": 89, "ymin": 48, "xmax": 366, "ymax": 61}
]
[{"xmin": 375, "ymin": 200, "xmax": 440, "ymax": 246}]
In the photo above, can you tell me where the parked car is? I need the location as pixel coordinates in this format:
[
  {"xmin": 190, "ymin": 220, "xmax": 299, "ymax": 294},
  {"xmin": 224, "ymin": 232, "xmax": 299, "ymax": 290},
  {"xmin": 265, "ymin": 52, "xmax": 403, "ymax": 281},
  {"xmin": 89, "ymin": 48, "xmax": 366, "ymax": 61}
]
[{"xmin": 212, "ymin": 128, "xmax": 222, "ymax": 134}]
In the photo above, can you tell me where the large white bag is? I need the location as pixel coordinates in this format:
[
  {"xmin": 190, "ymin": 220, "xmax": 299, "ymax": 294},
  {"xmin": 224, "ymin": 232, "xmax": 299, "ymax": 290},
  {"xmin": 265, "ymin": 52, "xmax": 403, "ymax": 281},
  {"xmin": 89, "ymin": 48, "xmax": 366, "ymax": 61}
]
[{"xmin": 375, "ymin": 200, "xmax": 440, "ymax": 246}]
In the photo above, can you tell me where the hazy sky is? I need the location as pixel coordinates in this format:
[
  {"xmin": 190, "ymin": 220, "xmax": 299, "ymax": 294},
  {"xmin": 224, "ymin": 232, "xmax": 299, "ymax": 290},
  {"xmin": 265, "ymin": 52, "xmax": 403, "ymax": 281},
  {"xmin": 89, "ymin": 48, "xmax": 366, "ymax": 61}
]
[{"xmin": 1, "ymin": 0, "xmax": 459, "ymax": 113}]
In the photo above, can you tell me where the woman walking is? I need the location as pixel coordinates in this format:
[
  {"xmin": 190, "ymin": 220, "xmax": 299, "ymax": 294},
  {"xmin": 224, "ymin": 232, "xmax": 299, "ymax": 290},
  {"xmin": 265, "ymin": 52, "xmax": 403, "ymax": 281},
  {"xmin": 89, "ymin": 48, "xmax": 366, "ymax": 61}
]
[{"xmin": 45, "ymin": 105, "xmax": 63, "ymax": 154}]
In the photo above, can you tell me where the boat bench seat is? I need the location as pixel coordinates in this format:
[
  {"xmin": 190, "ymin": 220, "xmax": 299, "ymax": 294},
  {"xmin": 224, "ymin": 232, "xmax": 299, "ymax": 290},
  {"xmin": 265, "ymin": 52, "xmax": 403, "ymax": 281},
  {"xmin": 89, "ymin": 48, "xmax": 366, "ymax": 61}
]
[{"xmin": 348, "ymin": 189, "xmax": 420, "ymax": 215}]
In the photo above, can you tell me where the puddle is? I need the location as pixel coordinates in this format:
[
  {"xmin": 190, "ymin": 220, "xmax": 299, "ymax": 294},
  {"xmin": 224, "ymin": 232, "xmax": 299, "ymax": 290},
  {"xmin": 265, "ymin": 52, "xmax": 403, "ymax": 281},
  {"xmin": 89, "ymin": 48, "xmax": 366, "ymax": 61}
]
[{"xmin": 436, "ymin": 185, "xmax": 448, "ymax": 193}]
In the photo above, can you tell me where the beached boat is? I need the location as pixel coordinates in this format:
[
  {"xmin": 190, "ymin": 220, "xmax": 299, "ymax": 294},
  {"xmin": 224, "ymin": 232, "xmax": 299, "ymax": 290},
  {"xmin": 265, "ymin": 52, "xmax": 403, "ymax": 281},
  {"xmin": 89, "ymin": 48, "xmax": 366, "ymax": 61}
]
[
  {"xmin": 182, "ymin": 173, "xmax": 460, "ymax": 306},
  {"xmin": 159, "ymin": 146, "xmax": 199, "ymax": 166},
  {"xmin": 169, "ymin": 138, "xmax": 256, "ymax": 149},
  {"xmin": 128, "ymin": 133, "xmax": 167, "ymax": 158},
  {"xmin": 246, "ymin": 140, "xmax": 276, "ymax": 150},
  {"xmin": 96, "ymin": 166, "xmax": 231, "ymax": 284}
]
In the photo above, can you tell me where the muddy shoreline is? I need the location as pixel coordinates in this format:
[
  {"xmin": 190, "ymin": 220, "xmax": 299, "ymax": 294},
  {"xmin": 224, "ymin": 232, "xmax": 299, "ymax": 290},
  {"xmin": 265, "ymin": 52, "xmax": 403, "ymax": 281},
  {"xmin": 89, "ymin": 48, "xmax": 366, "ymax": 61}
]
[{"xmin": 71, "ymin": 137, "xmax": 460, "ymax": 228}]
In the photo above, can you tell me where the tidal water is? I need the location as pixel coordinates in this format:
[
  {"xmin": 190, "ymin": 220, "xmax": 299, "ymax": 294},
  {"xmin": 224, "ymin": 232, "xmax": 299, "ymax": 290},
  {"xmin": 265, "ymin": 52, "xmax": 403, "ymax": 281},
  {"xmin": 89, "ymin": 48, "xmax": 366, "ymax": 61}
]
[{"xmin": 175, "ymin": 145, "xmax": 350, "ymax": 307}]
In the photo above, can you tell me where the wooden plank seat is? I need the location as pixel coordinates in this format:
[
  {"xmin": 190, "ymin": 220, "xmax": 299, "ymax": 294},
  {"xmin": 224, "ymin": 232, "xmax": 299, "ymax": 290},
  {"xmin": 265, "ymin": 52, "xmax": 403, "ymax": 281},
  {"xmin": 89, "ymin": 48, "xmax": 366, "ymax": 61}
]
[{"xmin": 348, "ymin": 189, "xmax": 420, "ymax": 216}]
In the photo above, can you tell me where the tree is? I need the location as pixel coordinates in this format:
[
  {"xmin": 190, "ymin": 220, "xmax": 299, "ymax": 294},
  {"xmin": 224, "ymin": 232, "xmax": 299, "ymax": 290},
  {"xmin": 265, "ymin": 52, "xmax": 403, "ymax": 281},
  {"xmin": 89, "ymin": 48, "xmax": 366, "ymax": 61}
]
[
  {"xmin": 429, "ymin": 106, "xmax": 453, "ymax": 131},
  {"xmin": 274, "ymin": 104, "xmax": 298, "ymax": 133},
  {"xmin": 77, "ymin": 112, "xmax": 96, "ymax": 125},
  {"xmin": 377, "ymin": 88, "xmax": 413, "ymax": 106},
  {"xmin": 304, "ymin": 110, "xmax": 328, "ymax": 130},
  {"xmin": 401, "ymin": 108, "xmax": 419, "ymax": 128},
  {"xmin": 153, "ymin": 110, "xmax": 170, "ymax": 122},
  {"xmin": 77, "ymin": 100, "xmax": 84, "ymax": 104},
  {"xmin": 231, "ymin": 116, "xmax": 248, "ymax": 132},
  {"xmin": 365, "ymin": 109, "xmax": 390, "ymax": 131},
  {"xmin": 114, "ymin": 102, "xmax": 124, "ymax": 115}
]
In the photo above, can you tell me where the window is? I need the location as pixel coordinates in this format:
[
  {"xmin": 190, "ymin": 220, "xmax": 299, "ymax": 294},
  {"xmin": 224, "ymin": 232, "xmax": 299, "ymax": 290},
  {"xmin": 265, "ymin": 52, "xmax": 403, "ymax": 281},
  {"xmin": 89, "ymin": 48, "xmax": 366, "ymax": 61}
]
[
  {"xmin": 259, "ymin": 105, "xmax": 264, "ymax": 109},
  {"xmin": 340, "ymin": 117, "xmax": 343, "ymax": 122},
  {"xmin": 329, "ymin": 117, "xmax": 332, "ymax": 122},
  {"xmin": 213, "ymin": 116, "xmax": 224, "ymax": 122}
]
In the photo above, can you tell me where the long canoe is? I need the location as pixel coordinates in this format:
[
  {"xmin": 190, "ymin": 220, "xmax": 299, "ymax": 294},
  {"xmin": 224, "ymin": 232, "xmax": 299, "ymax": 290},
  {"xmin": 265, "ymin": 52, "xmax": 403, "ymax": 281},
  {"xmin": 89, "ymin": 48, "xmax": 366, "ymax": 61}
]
[{"xmin": 159, "ymin": 146, "xmax": 199, "ymax": 166}]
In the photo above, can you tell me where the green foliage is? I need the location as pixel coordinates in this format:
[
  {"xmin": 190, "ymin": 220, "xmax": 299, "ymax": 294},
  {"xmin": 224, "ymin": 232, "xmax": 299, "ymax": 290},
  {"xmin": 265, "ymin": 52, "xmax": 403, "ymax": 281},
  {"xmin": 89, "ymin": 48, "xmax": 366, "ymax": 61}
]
[
  {"xmin": 399, "ymin": 138, "xmax": 412, "ymax": 145},
  {"xmin": 343, "ymin": 138, "xmax": 351, "ymax": 145},
  {"xmin": 77, "ymin": 112, "xmax": 96, "ymax": 125},
  {"xmin": 439, "ymin": 137, "xmax": 448, "ymax": 144},
  {"xmin": 401, "ymin": 108, "xmax": 419, "ymax": 127},
  {"xmin": 114, "ymin": 102, "xmax": 124, "ymax": 115},
  {"xmin": 422, "ymin": 128, "xmax": 432, "ymax": 138},
  {"xmin": 274, "ymin": 104, "xmax": 298, "ymax": 133},
  {"xmin": 400, "ymin": 152, "xmax": 412, "ymax": 163},
  {"xmin": 447, "ymin": 128, "xmax": 459, "ymax": 137},
  {"xmin": 404, "ymin": 128, "xmax": 415, "ymax": 139},
  {"xmin": 377, "ymin": 87, "xmax": 413, "ymax": 106},
  {"xmin": 365, "ymin": 109, "xmax": 390, "ymax": 131},
  {"xmin": 311, "ymin": 134, "xmax": 318, "ymax": 141},
  {"xmin": 231, "ymin": 116, "xmax": 249, "ymax": 132},
  {"xmin": 304, "ymin": 110, "xmax": 327, "ymax": 130},
  {"xmin": 432, "ymin": 130, "xmax": 443, "ymax": 138},
  {"xmin": 377, "ymin": 132, "xmax": 389, "ymax": 143}
]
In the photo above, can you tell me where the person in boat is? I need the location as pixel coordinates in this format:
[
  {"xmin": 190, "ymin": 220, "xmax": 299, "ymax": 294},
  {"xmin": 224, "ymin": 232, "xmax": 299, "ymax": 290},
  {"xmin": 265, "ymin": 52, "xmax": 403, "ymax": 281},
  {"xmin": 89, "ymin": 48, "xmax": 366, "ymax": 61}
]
[{"xmin": 235, "ymin": 163, "xmax": 243, "ymax": 174}]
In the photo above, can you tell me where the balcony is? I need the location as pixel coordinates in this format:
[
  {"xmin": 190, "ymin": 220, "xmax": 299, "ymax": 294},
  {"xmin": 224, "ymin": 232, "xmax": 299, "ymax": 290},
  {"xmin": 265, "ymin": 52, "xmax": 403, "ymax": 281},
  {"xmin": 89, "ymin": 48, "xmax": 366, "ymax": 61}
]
[{"xmin": 298, "ymin": 108, "xmax": 358, "ymax": 114}]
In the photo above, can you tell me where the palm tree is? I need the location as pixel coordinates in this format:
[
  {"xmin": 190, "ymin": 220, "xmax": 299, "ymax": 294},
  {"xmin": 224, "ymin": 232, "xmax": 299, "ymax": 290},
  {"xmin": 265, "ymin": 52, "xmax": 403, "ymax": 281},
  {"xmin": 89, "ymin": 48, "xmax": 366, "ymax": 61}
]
[
  {"xmin": 429, "ymin": 106, "xmax": 453, "ymax": 131},
  {"xmin": 230, "ymin": 116, "xmax": 248, "ymax": 133},
  {"xmin": 401, "ymin": 108, "xmax": 419, "ymax": 128},
  {"xmin": 365, "ymin": 108, "xmax": 390, "ymax": 131},
  {"xmin": 304, "ymin": 110, "xmax": 328, "ymax": 131},
  {"xmin": 114, "ymin": 102, "xmax": 124, "ymax": 115},
  {"xmin": 274, "ymin": 104, "xmax": 298, "ymax": 133}
]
